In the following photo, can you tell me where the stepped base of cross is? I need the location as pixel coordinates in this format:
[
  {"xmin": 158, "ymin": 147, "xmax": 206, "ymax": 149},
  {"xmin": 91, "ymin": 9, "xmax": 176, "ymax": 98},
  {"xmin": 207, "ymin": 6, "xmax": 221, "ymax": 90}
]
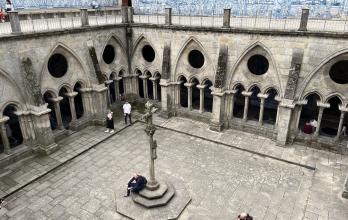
[{"xmin": 115, "ymin": 178, "xmax": 191, "ymax": 220}]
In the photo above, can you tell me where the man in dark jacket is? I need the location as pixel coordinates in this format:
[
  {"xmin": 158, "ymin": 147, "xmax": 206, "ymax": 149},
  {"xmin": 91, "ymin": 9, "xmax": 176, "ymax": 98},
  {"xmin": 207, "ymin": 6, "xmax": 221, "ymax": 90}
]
[{"xmin": 124, "ymin": 173, "xmax": 147, "ymax": 197}]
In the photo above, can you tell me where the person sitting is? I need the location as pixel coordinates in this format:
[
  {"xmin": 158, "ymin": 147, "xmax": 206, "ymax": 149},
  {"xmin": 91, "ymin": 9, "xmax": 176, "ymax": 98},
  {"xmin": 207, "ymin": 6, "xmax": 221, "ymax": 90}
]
[
  {"xmin": 124, "ymin": 173, "xmax": 147, "ymax": 197},
  {"xmin": 303, "ymin": 121, "xmax": 313, "ymax": 134},
  {"xmin": 237, "ymin": 213, "xmax": 253, "ymax": 220},
  {"xmin": 0, "ymin": 7, "xmax": 5, "ymax": 23}
]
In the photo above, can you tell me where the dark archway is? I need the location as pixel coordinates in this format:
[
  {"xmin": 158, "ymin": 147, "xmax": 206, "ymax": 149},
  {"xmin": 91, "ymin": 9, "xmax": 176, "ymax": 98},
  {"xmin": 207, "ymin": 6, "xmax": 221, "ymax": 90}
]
[
  {"xmin": 155, "ymin": 73, "xmax": 161, "ymax": 101},
  {"xmin": 59, "ymin": 87, "xmax": 72, "ymax": 129},
  {"xmin": 191, "ymin": 78, "xmax": 200, "ymax": 110},
  {"xmin": 3, "ymin": 105, "xmax": 23, "ymax": 148},
  {"xmin": 0, "ymin": 135, "xmax": 3, "ymax": 154},
  {"xmin": 299, "ymin": 93, "xmax": 320, "ymax": 133},
  {"xmin": 119, "ymin": 70, "xmax": 125, "ymax": 96},
  {"xmin": 247, "ymin": 86, "xmax": 261, "ymax": 121},
  {"xmin": 74, "ymin": 83, "xmax": 84, "ymax": 119},
  {"xmin": 263, "ymin": 88, "xmax": 278, "ymax": 125},
  {"xmin": 233, "ymin": 85, "xmax": 245, "ymax": 118},
  {"xmin": 137, "ymin": 70, "xmax": 144, "ymax": 98},
  {"xmin": 109, "ymin": 73, "xmax": 116, "ymax": 103},
  {"xmin": 146, "ymin": 71, "xmax": 153, "ymax": 99},
  {"xmin": 43, "ymin": 92, "xmax": 58, "ymax": 130},
  {"xmin": 203, "ymin": 80, "xmax": 213, "ymax": 112},
  {"xmin": 320, "ymin": 96, "xmax": 342, "ymax": 137},
  {"xmin": 179, "ymin": 76, "xmax": 188, "ymax": 108}
]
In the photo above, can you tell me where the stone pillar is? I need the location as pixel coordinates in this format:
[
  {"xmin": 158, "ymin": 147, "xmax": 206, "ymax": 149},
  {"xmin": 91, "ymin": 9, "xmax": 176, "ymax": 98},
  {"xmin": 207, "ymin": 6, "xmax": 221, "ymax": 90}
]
[
  {"xmin": 209, "ymin": 89, "xmax": 225, "ymax": 131},
  {"xmin": 258, "ymin": 93, "xmax": 269, "ymax": 126},
  {"xmin": 175, "ymin": 82, "xmax": 181, "ymax": 106},
  {"xmin": 128, "ymin": 7, "xmax": 134, "ymax": 23},
  {"xmin": 227, "ymin": 90, "xmax": 237, "ymax": 121},
  {"xmin": 122, "ymin": 6, "xmax": 129, "ymax": 23},
  {"xmin": 49, "ymin": 97, "xmax": 64, "ymax": 129},
  {"xmin": 92, "ymin": 84, "xmax": 108, "ymax": 125},
  {"xmin": 314, "ymin": 102, "xmax": 330, "ymax": 137},
  {"xmin": 114, "ymin": 77, "xmax": 121, "ymax": 100},
  {"xmin": 0, "ymin": 117, "xmax": 11, "ymax": 154},
  {"xmin": 242, "ymin": 91, "xmax": 252, "ymax": 122},
  {"xmin": 276, "ymin": 99, "xmax": 296, "ymax": 146},
  {"xmin": 9, "ymin": 11, "xmax": 21, "ymax": 34},
  {"xmin": 139, "ymin": 75, "xmax": 148, "ymax": 99},
  {"xmin": 29, "ymin": 104, "xmax": 59, "ymax": 155},
  {"xmin": 16, "ymin": 112, "xmax": 30, "ymax": 145},
  {"xmin": 80, "ymin": 88, "xmax": 94, "ymax": 118},
  {"xmin": 298, "ymin": 8, "xmax": 309, "ymax": 31},
  {"xmin": 223, "ymin": 9, "xmax": 231, "ymax": 28},
  {"xmin": 66, "ymin": 92, "xmax": 78, "ymax": 123},
  {"xmin": 80, "ymin": 8, "xmax": 89, "ymax": 27},
  {"xmin": 294, "ymin": 100, "xmax": 307, "ymax": 132},
  {"xmin": 165, "ymin": 8, "xmax": 172, "ymax": 25},
  {"xmin": 150, "ymin": 77, "xmax": 158, "ymax": 100},
  {"xmin": 335, "ymin": 108, "xmax": 346, "ymax": 141},
  {"xmin": 184, "ymin": 83, "xmax": 193, "ymax": 110},
  {"xmin": 159, "ymin": 79, "xmax": 173, "ymax": 118},
  {"xmin": 104, "ymin": 80, "xmax": 113, "ymax": 105},
  {"xmin": 197, "ymin": 85, "xmax": 207, "ymax": 113}
]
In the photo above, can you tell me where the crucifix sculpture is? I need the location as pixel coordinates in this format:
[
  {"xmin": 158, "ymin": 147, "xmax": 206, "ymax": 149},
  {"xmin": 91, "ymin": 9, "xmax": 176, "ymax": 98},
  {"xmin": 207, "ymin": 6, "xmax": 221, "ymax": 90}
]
[{"xmin": 142, "ymin": 101, "xmax": 160, "ymax": 190}]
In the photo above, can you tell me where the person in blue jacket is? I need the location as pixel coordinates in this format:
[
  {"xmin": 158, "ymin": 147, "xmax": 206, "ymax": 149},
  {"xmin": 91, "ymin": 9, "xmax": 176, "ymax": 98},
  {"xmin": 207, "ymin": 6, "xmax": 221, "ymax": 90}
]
[{"xmin": 124, "ymin": 173, "xmax": 147, "ymax": 197}]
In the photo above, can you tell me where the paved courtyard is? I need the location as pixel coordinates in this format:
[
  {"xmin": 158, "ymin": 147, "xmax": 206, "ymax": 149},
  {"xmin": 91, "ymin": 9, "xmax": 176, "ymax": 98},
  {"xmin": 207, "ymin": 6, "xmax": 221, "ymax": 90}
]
[{"xmin": 0, "ymin": 116, "xmax": 347, "ymax": 219}]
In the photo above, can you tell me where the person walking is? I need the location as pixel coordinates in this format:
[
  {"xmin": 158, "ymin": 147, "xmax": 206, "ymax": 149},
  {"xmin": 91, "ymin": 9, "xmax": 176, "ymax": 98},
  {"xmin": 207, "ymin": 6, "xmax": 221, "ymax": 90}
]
[
  {"xmin": 105, "ymin": 110, "xmax": 114, "ymax": 133},
  {"xmin": 123, "ymin": 101, "xmax": 132, "ymax": 125}
]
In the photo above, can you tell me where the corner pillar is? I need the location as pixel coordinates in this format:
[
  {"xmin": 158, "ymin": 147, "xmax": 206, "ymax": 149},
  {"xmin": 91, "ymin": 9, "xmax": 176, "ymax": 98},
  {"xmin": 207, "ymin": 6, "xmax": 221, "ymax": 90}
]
[
  {"xmin": 209, "ymin": 89, "xmax": 225, "ymax": 131},
  {"xmin": 276, "ymin": 99, "xmax": 296, "ymax": 146},
  {"xmin": 0, "ymin": 117, "xmax": 11, "ymax": 154}
]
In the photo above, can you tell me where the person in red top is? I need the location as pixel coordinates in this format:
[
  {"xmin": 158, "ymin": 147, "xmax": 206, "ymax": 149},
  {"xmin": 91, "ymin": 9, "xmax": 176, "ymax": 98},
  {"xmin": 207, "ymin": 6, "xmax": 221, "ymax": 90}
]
[
  {"xmin": 303, "ymin": 121, "xmax": 313, "ymax": 134},
  {"xmin": 0, "ymin": 7, "xmax": 6, "ymax": 23}
]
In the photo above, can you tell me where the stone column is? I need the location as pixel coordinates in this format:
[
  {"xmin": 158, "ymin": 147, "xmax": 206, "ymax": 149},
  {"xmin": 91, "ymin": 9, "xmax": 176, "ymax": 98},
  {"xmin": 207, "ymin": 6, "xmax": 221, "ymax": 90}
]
[
  {"xmin": 114, "ymin": 77, "xmax": 121, "ymax": 101},
  {"xmin": 139, "ymin": 75, "xmax": 148, "ymax": 99},
  {"xmin": 227, "ymin": 90, "xmax": 237, "ymax": 120},
  {"xmin": 257, "ymin": 93, "xmax": 269, "ymax": 126},
  {"xmin": 80, "ymin": 8, "xmax": 89, "ymax": 26},
  {"xmin": 276, "ymin": 99, "xmax": 296, "ymax": 146},
  {"xmin": 49, "ymin": 96, "xmax": 64, "ymax": 129},
  {"xmin": 175, "ymin": 82, "xmax": 182, "ymax": 106},
  {"xmin": 0, "ymin": 116, "xmax": 11, "ymax": 154},
  {"xmin": 209, "ymin": 89, "xmax": 225, "ymax": 131},
  {"xmin": 104, "ymin": 80, "xmax": 113, "ymax": 105},
  {"xmin": 92, "ymin": 84, "xmax": 108, "ymax": 125},
  {"xmin": 335, "ymin": 106, "xmax": 347, "ymax": 141},
  {"xmin": 197, "ymin": 84, "xmax": 207, "ymax": 113},
  {"xmin": 66, "ymin": 92, "xmax": 78, "ymax": 123},
  {"xmin": 128, "ymin": 7, "xmax": 134, "ymax": 23},
  {"xmin": 184, "ymin": 83, "xmax": 193, "ymax": 110},
  {"xmin": 121, "ymin": 6, "xmax": 129, "ymax": 23},
  {"xmin": 15, "ymin": 112, "xmax": 30, "ymax": 145},
  {"xmin": 165, "ymin": 8, "xmax": 172, "ymax": 25},
  {"xmin": 298, "ymin": 8, "xmax": 309, "ymax": 31},
  {"xmin": 150, "ymin": 77, "xmax": 158, "ymax": 100},
  {"xmin": 313, "ymin": 102, "xmax": 330, "ymax": 137},
  {"xmin": 159, "ymin": 79, "xmax": 173, "ymax": 118},
  {"xmin": 242, "ymin": 91, "xmax": 252, "ymax": 122},
  {"xmin": 80, "ymin": 88, "xmax": 94, "ymax": 118},
  {"xmin": 223, "ymin": 9, "xmax": 231, "ymax": 28},
  {"xmin": 8, "ymin": 11, "xmax": 21, "ymax": 34},
  {"xmin": 294, "ymin": 100, "xmax": 307, "ymax": 132}
]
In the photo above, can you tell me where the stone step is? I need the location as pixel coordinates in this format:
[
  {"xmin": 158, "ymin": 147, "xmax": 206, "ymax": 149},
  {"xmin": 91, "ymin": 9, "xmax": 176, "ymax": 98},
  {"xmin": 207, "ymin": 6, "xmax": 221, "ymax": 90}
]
[
  {"xmin": 132, "ymin": 182, "xmax": 175, "ymax": 208},
  {"xmin": 139, "ymin": 181, "xmax": 168, "ymax": 200}
]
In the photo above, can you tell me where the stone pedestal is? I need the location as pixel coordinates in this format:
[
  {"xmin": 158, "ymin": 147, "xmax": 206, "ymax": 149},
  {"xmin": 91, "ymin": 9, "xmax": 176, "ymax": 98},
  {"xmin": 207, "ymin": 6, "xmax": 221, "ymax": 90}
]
[
  {"xmin": 116, "ymin": 177, "xmax": 191, "ymax": 220},
  {"xmin": 29, "ymin": 104, "xmax": 59, "ymax": 155}
]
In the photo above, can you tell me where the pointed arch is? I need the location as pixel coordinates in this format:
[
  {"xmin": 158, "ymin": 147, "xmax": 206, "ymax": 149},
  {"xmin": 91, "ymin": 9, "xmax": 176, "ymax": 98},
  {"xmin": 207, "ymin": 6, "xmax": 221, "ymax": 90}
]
[
  {"xmin": 0, "ymin": 66, "xmax": 26, "ymax": 103},
  {"xmin": 173, "ymin": 36, "xmax": 216, "ymax": 81},
  {"xmin": 102, "ymin": 33, "xmax": 127, "ymax": 60},
  {"xmin": 297, "ymin": 48, "xmax": 348, "ymax": 99},
  {"xmin": 40, "ymin": 42, "xmax": 91, "ymax": 86},
  {"xmin": 248, "ymin": 83, "xmax": 262, "ymax": 92},
  {"xmin": 324, "ymin": 93, "xmax": 344, "ymax": 104},
  {"xmin": 131, "ymin": 34, "xmax": 157, "ymax": 60},
  {"xmin": 302, "ymin": 91, "xmax": 323, "ymax": 102},
  {"xmin": 227, "ymin": 41, "xmax": 283, "ymax": 97}
]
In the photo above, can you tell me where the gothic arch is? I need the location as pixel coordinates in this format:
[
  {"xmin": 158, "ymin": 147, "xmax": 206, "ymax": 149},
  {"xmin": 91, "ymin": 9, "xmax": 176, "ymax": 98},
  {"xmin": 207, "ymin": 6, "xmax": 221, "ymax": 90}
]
[
  {"xmin": 227, "ymin": 41, "xmax": 283, "ymax": 97},
  {"xmin": 0, "ymin": 66, "xmax": 26, "ymax": 104},
  {"xmin": 297, "ymin": 48, "xmax": 348, "ymax": 99},
  {"xmin": 131, "ymin": 34, "xmax": 157, "ymax": 60},
  {"xmin": 0, "ymin": 101, "xmax": 22, "ymax": 117},
  {"xmin": 302, "ymin": 91, "xmax": 323, "ymax": 102},
  {"xmin": 173, "ymin": 36, "xmax": 216, "ymax": 81},
  {"xmin": 102, "ymin": 33, "xmax": 127, "ymax": 59},
  {"xmin": 324, "ymin": 93, "xmax": 345, "ymax": 104}
]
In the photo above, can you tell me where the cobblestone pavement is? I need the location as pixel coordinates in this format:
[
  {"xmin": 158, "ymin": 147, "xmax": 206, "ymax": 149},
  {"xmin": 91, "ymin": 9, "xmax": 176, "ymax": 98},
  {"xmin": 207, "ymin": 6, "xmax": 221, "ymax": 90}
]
[{"xmin": 0, "ymin": 116, "xmax": 347, "ymax": 219}]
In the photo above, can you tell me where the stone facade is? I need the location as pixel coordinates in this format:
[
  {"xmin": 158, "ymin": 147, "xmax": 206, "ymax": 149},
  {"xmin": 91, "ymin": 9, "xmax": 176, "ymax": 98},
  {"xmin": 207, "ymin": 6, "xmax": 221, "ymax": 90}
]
[{"xmin": 1, "ymin": 7, "xmax": 348, "ymax": 165}]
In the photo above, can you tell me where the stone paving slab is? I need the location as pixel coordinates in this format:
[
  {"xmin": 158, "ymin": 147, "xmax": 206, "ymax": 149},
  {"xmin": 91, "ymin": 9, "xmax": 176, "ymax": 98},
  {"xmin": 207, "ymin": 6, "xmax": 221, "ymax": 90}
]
[
  {"xmin": 0, "ymin": 115, "xmax": 347, "ymax": 219},
  {"xmin": 0, "ymin": 119, "xmax": 130, "ymax": 199}
]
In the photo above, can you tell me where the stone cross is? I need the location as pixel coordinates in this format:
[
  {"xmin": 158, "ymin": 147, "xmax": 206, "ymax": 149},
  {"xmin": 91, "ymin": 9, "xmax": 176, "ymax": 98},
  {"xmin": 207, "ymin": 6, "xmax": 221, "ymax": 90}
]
[{"xmin": 142, "ymin": 101, "xmax": 160, "ymax": 190}]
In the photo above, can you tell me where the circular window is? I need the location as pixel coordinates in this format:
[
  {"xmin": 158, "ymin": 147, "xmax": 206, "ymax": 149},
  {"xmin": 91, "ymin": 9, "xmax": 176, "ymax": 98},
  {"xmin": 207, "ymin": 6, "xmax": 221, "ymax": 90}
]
[
  {"xmin": 48, "ymin": 54, "xmax": 68, "ymax": 78},
  {"xmin": 188, "ymin": 50, "xmax": 205, "ymax": 69},
  {"xmin": 247, "ymin": 55, "xmax": 269, "ymax": 75},
  {"xmin": 329, "ymin": 60, "xmax": 348, "ymax": 84},
  {"xmin": 142, "ymin": 45, "xmax": 155, "ymax": 62},
  {"xmin": 103, "ymin": 45, "xmax": 115, "ymax": 64}
]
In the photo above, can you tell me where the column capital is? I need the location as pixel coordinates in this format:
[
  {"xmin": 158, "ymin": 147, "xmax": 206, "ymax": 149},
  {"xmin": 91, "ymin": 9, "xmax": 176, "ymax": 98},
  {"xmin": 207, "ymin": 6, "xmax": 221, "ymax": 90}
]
[
  {"xmin": 184, "ymin": 83, "xmax": 194, "ymax": 88},
  {"xmin": 139, "ymin": 75, "xmax": 150, "ymax": 79},
  {"xmin": 49, "ymin": 96, "xmax": 64, "ymax": 103},
  {"xmin": 226, "ymin": 89, "xmax": 238, "ymax": 95},
  {"xmin": 296, "ymin": 99, "xmax": 308, "ymax": 105},
  {"xmin": 196, "ymin": 84, "xmax": 207, "ymax": 89},
  {"xmin": 257, "ymin": 93, "xmax": 269, "ymax": 99},
  {"xmin": 80, "ymin": 87, "xmax": 93, "ymax": 93},
  {"xmin": 339, "ymin": 105, "xmax": 348, "ymax": 112},
  {"xmin": 241, "ymin": 91, "xmax": 252, "ymax": 97},
  {"xmin": 104, "ymin": 80, "xmax": 113, "ymax": 85},
  {"xmin": 0, "ymin": 116, "xmax": 10, "ymax": 124},
  {"xmin": 211, "ymin": 91, "xmax": 224, "ymax": 97},
  {"xmin": 317, "ymin": 101, "xmax": 330, "ymax": 108},
  {"xmin": 149, "ymin": 77, "xmax": 160, "ymax": 81},
  {"xmin": 66, "ymin": 92, "xmax": 79, "ymax": 98},
  {"xmin": 115, "ymin": 76, "xmax": 123, "ymax": 81}
]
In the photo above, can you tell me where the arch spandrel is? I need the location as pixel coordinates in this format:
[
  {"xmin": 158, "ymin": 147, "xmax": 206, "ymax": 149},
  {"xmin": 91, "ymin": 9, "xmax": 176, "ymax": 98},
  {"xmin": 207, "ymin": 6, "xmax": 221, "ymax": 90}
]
[
  {"xmin": 100, "ymin": 35, "xmax": 128, "ymax": 72},
  {"xmin": 227, "ymin": 41, "xmax": 283, "ymax": 97},
  {"xmin": 0, "ymin": 67, "xmax": 25, "ymax": 111},
  {"xmin": 40, "ymin": 43, "xmax": 91, "ymax": 94},
  {"xmin": 173, "ymin": 36, "xmax": 216, "ymax": 83}
]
